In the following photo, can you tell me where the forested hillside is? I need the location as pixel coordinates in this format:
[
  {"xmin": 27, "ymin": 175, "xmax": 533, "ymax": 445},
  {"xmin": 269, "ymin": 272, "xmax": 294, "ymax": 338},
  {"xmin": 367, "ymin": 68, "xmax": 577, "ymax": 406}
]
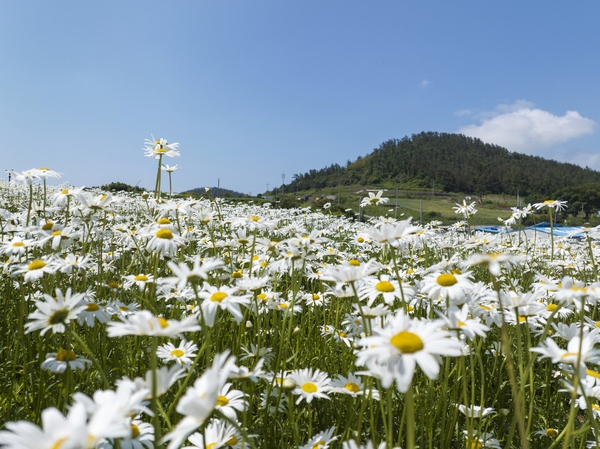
[{"xmin": 289, "ymin": 132, "xmax": 600, "ymax": 197}]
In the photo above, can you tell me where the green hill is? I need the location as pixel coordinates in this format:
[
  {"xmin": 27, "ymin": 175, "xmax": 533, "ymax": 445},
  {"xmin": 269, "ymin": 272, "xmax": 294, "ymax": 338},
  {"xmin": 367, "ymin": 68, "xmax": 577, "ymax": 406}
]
[{"xmin": 288, "ymin": 132, "xmax": 600, "ymax": 198}]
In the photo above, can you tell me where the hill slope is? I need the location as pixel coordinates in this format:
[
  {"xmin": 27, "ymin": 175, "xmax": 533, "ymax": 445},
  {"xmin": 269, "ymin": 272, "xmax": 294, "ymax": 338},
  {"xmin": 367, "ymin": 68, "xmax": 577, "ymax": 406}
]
[{"xmin": 289, "ymin": 132, "xmax": 600, "ymax": 197}]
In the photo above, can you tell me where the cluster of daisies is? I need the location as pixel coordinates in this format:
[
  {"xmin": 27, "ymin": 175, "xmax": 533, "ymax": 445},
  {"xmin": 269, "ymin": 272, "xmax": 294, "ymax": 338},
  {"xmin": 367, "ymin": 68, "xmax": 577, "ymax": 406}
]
[{"xmin": 3, "ymin": 140, "xmax": 600, "ymax": 448}]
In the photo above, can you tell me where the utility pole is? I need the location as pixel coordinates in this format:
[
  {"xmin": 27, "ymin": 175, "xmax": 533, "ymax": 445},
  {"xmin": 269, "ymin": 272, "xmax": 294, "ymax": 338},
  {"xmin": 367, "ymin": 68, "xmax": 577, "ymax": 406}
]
[
  {"xmin": 281, "ymin": 174, "xmax": 285, "ymax": 195},
  {"xmin": 395, "ymin": 187, "xmax": 398, "ymax": 219}
]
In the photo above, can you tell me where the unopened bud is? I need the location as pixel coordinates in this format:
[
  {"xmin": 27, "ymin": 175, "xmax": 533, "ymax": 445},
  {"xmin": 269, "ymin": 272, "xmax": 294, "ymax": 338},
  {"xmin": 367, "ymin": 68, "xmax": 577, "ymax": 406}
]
[{"xmin": 281, "ymin": 378, "xmax": 296, "ymax": 390}]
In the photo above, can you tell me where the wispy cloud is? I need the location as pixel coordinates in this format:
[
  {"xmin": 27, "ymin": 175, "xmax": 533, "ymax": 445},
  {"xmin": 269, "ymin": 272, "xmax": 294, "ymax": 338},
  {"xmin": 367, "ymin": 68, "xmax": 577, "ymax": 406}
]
[
  {"xmin": 457, "ymin": 100, "xmax": 595, "ymax": 153},
  {"xmin": 453, "ymin": 109, "xmax": 472, "ymax": 116},
  {"xmin": 420, "ymin": 79, "xmax": 430, "ymax": 87}
]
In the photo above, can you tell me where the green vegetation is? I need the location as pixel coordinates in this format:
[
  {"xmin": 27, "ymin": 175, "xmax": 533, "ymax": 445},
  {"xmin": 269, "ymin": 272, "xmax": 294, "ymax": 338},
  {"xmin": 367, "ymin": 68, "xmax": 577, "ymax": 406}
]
[
  {"xmin": 553, "ymin": 181, "xmax": 600, "ymax": 218},
  {"xmin": 183, "ymin": 187, "xmax": 249, "ymax": 198},
  {"xmin": 100, "ymin": 181, "xmax": 145, "ymax": 193},
  {"xmin": 288, "ymin": 132, "xmax": 600, "ymax": 198}
]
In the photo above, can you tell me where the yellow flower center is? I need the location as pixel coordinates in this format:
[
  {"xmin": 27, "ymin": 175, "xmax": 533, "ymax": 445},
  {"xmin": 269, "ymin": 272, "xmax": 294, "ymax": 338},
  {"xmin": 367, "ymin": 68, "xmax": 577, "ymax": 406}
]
[
  {"xmin": 134, "ymin": 275, "xmax": 148, "ymax": 282},
  {"xmin": 50, "ymin": 437, "xmax": 69, "ymax": 449},
  {"xmin": 375, "ymin": 281, "xmax": 394, "ymax": 292},
  {"xmin": 48, "ymin": 309, "xmax": 70, "ymax": 325},
  {"xmin": 86, "ymin": 303, "xmax": 99, "ymax": 312},
  {"xmin": 170, "ymin": 349, "xmax": 185, "ymax": 358},
  {"xmin": 468, "ymin": 441, "xmax": 482, "ymax": 449},
  {"xmin": 42, "ymin": 222, "xmax": 54, "ymax": 230},
  {"xmin": 109, "ymin": 282, "xmax": 120, "ymax": 289},
  {"xmin": 437, "ymin": 273, "xmax": 457, "ymax": 287},
  {"xmin": 312, "ymin": 441, "xmax": 326, "ymax": 449},
  {"xmin": 587, "ymin": 369, "xmax": 600, "ymax": 379},
  {"xmin": 226, "ymin": 436, "xmax": 238, "ymax": 446},
  {"xmin": 231, "ymin": 271, "xmax": 243, "ymax": 279},
  {"xmin": 155, "ymin": 148, "xmax": 167, "ymax": 154},
  {"xmin": 547, "ymin": 304, "xmax": 558, "ymax": 311},
  {"xmin": 357, "ymin": 237, "xmax": 364, "ymax": 243},
  {"xmin": 157, "ymin": 217, "xmax": 171, "ymax": 224},
  {"xmin": 312, "ymin": 294, "xmax": 320, "ymax": 300},
  {"xmin": 345, "ymin": 382, "xmax": 361, "ymax": 393},
  {"xmin": 28, "ymin": 260, "xmax": 46, "ymax": 271},
  {"xmin": 302, "ymin": 382, "xmax": 317, "ymax": 393},
  {"xmin": 216, "ymin": 395, "xmax": 229, "ymax": 406},
  {"xmin": 257, "ymin": 293, "xmax": 268, "ymax": 301},
  {"xmin": 545, "ymin": 428, "xmax": 558, "ymax": 438},
  {"xmin": 349, "ymin": 259, "xmax": 360, "ymax": 266},
  {"xmin": 61, "ymin": 189, "xmax": 69, "ymax": 194},
  {"xmin": 131, "ymin": 424, "xmax": 140, "ymax": 439},
  {"xmin": 211, "ymin": 292, "xmax": 228, "ymax": 302},
  {"xmin": 157, "ymin": 317, "xmax": 169, "ymax": 328},
  {"xmin": 251, "ymin": 215, "xmax": 260, "ymax": 222},
  {"xmin": 12, "ymin": 241, "xmax": 25, "ymax": 247},
  {"xmin": 55, "ymin": 350, "xmax": 76, "ymax": 361},
  {"xmin": 156, "ymin": 229, "xmax": 173, "ymax": 239},
  {"xmin": 390, "ymin": 331, "xmax": 424, "ymax": 353},
  {"xmin": 51, "ymin": 230, "xmax": 62, "ymax": 236}
]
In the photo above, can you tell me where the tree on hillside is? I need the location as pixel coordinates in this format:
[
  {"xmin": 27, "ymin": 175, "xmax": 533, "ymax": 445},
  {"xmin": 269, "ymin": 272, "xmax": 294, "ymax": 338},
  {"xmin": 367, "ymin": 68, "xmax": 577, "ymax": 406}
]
[
  {"xmin": 553, "ymin": 182, "xmax": 600, "ymax": 218},
  {"xmin": 286, "ymin": 132, "xmax": 600, "ymax": 197}
]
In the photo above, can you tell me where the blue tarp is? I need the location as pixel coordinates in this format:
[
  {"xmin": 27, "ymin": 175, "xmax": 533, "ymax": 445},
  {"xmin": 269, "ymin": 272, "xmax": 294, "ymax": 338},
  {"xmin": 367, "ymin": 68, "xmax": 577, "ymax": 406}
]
[{"xmin": 475, "ymin": 223, "xmax": 586, "ymax": 238}]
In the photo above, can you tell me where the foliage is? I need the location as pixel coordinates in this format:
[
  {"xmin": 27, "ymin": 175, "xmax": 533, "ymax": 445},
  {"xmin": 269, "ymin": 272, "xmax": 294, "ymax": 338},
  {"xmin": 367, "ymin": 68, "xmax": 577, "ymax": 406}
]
[
  {"xmin": 553, "ymin": 182, "xmax": 600, "ymax": 218},
  {"xmin": 184, "ymin": 187, "xmax": 249, "ymax": 198},
  {"xmin": 100, "ymin": 181, "xmax": 145, "ymax": 193},
  {"xmin": 288, "ymin": 132, "xmax": 600, "ymax": 197}
]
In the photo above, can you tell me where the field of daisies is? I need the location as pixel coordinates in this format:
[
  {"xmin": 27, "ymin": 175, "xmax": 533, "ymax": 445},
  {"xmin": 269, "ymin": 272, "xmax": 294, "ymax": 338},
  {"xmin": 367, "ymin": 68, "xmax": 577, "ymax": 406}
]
[{"xmin": 3, "ymin": 138, "xmax": 600, "ymax": 449}]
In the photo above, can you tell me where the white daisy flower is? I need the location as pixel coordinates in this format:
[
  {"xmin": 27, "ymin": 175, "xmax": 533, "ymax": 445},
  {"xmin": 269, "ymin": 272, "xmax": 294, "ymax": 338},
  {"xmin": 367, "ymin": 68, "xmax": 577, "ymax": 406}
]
[
  {"xmin": 157, "ymin": 340, "xmax": 198, "ymax": 367},
  {"xmin": 107, "ymin": 310, "xmax": 200, "ymax": 338},
  {"xmin": 25, "ymin": 288, "xmax": 86, "ymax": 335},
  {"xmin": 356, "ymin": 309, "xmax": 463, "ymax": 392},
  {"xmin": 289, "ymin": 368, "xmax": 332, "ymax": 404},
  {"xmin": 41, "ymin": 350, "xmax": 91, "ymax": 373}
]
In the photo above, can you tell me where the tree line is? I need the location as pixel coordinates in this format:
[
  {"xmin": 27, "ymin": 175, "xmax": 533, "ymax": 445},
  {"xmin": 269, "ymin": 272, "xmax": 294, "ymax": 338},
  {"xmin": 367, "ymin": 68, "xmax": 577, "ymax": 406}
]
[{"xmin": 289, "ymin": 132, "xmax": 600, "ymax": 198}]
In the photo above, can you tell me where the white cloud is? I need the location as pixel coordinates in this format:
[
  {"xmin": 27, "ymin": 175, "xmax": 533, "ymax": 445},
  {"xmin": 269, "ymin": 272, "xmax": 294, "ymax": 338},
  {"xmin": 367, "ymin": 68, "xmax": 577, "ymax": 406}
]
[
  {"xmin": 420, "ymin": 79, "xmax": 430, "ymax": 87},
  {"xmin": 453, "ymin": 109, "xmax": 472, "ymax": 116},
  {"xmin": 457, "ymin": 100, "xmax": 595, "ymax": 153}
]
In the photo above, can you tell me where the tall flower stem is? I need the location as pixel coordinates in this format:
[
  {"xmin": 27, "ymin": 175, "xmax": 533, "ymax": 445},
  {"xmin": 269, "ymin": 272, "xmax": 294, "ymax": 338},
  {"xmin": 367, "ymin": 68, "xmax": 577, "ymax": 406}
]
[
  {"xmin": 493, "ymin": 276, "xmax": 529, "ymax": 449},
  {"xmin": 549, "ymin": 206, "xmax": 555, "ymax": 261},
  {"xmin": 155, "ymin": 155, "xmax": 163, "ymax": 201},
  {"xmin": 26, "ymin": 183, "xmax": 33, "ymax": 227},
  {"xmin": 150, "ymin": 337, "xmax": 161, "ymax": 448}
]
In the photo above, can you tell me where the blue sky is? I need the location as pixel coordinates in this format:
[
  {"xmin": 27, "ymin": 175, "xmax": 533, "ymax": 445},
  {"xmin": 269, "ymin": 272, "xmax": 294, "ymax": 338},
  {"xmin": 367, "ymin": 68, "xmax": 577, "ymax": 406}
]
[{"xmin": 2, "ymin": 2, "xmax": 599, "ymax": 195}]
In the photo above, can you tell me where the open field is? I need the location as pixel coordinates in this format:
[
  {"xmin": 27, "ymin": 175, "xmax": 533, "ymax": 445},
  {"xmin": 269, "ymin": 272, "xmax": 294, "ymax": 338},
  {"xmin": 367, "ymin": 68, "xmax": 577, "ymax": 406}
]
[{"xmin": 1, "ymin": 167, "xmax": 600, "ymax": 449}]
